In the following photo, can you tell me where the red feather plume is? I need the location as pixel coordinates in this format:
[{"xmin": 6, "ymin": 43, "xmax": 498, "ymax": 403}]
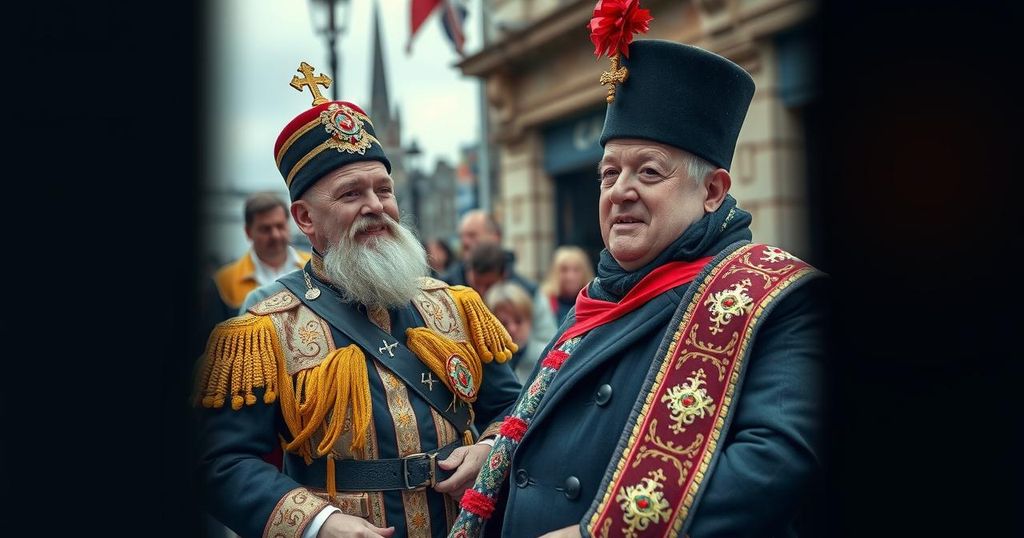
[{"xmin": 587, "ymin": 0, "xmax": 653, "ymax": 59}]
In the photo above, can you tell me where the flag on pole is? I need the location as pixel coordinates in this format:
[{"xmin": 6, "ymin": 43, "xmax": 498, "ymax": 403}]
[
  {"xmin": 440, "ymin": 0, "xmax": 467, "ymax": 56},
  {"xmin": 407, "ymin": 0, "xmax": 442, "ymax": 53}
]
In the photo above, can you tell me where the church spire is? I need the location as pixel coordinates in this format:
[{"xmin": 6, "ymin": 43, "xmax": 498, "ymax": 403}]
[{"xmin": 370, "ymin": 2, "xmax": 392, "ymax": 127}]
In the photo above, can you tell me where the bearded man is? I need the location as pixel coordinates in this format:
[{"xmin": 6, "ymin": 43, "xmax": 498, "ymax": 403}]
[{"xmin": 193, "ymin": 63, "xmax": 521, "ymax": 538}]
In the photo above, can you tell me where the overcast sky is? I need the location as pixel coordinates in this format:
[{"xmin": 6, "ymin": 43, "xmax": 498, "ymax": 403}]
[{"xmin": 209, "ymin": 0, "xmax": 484, "ymax": 194}]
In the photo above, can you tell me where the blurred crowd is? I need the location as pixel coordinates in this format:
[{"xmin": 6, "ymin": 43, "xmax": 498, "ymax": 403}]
[
  {"xmin": 200, "ymin": 195, "xmax": 596, "ymax": 387},
  {"xmin": 424, "ymin": 210, "xmax": 596, "ymax": 383}
]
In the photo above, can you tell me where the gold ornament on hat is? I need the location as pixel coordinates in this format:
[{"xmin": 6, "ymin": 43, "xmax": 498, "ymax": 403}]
[
  {"xmin": 588, "ymin": 0, "xmax": 653, "ymax": 103},
  {"xmin": 319, "ymin": 103, "xmax": 378, "ymax": 155},
  {"xmin": 599, "ymin": 54, "xmax": 629, "ymax": 103},
  {"xmin": 290, "ymin": 61, "xmax": 333, "ymax": 106}
]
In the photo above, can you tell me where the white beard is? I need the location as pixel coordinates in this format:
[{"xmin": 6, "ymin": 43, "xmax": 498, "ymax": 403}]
[{"xmin": 321, "ymin": 213, "xmax": 429, "ymax": 310}]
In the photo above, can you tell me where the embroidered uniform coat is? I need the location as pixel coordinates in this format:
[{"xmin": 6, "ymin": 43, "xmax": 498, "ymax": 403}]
[
  {"xmin": 195, "ymin": 276, "xmax": 521, "ymax": 538},
  {"xmin": 492, "ymin": 243, "xmax": 826, "ymax": 537}
]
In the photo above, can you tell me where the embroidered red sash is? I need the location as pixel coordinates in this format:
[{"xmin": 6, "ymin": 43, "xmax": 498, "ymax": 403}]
[{"xmin": 585, "ymin": 243, "xmax": 818, "ymax": 537}]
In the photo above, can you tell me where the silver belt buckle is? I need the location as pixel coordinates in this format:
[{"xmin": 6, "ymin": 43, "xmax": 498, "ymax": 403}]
[{"xmin": 401, "ymin": 451, "xmax": 437, "ymax": 490}]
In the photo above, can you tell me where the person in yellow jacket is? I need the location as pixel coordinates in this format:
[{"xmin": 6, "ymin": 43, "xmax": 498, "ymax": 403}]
[
  {"xmin": 197, "ymin": 192, "xmax": 312, "ymax": 354},
  {"xmin": 216, "ymin": 193, "xmax": 312, "ymax": 310}
]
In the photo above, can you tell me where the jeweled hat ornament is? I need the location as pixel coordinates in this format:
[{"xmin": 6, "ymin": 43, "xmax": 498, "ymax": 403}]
[{"xmin": 273, "ymin": 61, "xmax": 392, "ymax": 201}]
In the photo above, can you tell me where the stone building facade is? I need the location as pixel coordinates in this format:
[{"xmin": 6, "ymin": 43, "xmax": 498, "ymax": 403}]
[{"xmin": 460, "ymin": 0, "xmax": 817, "ymax": 280}]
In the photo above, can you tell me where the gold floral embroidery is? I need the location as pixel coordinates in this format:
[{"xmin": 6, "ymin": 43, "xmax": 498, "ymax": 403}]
[
  {"xmin": 297, "ymin": 325, "xmax": 320, "ymax": 345},
  {"xmin": 661, "ymin": 369, "xmax": 716, "ymax": 434},
  {"xmin": 270, "ymin": 305, "xmax": 335, "ymax": 375},
  {"xmin": 722, "ymin": 251, "xmax": 797, "ymax": 286},
  {"xmin": 375, "ymin": 365, "xmax": 432, "ymax": 537},
  {"xmin": 633, "ymin": 419, "xmax": 700, "ymax": 486},
  {"xmin": 760, "ymin": 245, "xmax": 799, "ymax": 264},
  {"xmin": 411, "ymin": 284, "xmax": 469, "ymax": 341},
  {"xmin": 396, "ymin": 410, "xmax": 415, "ymax": 429},
  {"xmin": 585, "ymin": 244, "xmax": 822, "ymax": 537},
  {"xmin": 264, "ymin": 487, "xmax": 329, "ymax": 538},
  {"xmin": 678, "ymin": 324, "xmax": 738, "ymax": 382},
  {"xmin": 704, "ymin": 279, "xmax": 754, "ymax": 335},
  {"xmin": 615, "ymin": 470, "xmax": 672, "ymax": 538}
]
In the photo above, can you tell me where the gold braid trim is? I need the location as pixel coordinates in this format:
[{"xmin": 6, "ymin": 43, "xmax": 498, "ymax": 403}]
[
  {"xmin": 448, "ymin": 285, "xmax": 518, "ymax": 363},
  {"xmin": 193, "ymin": 313, "xmax": 282, "ymax": 410},
  {"xmin": 278, "ymin": 344, "xmax": 372, "ymax": 471},
  {"xmin": 405, "ymin": 328, "xmax": 483, "ymax": 403}
]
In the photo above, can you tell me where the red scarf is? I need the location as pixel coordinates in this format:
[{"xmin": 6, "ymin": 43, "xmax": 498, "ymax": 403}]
[{"xmin": 554, "ymin": 257, "xmax": 714, "ymax": 349}]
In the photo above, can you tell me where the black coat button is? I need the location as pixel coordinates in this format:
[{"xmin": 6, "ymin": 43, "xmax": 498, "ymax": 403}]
[
  {"xmin": 515, "ymin": 469, "xmax": 530, "ymax": 488},
  {"xmin": 596, "ymin": 384, "xmax": 613, "ymax": 406},
  {"xmin": 563, "ymin": 476, "xmax": 581, "ymax": 500}
]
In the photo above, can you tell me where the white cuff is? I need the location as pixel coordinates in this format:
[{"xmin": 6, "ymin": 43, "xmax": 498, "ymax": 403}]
[
  {"xmin": 301, "ymin": 506, "xmax": 342, "ymax": 538},
  {"xmin": 477, "ymin": 438, "xmax": 496, "ymax": 447}
]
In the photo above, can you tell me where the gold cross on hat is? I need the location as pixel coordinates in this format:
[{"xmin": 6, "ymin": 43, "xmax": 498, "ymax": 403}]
[
  {"xmin": 290, "ymin": 61, "xmax": 333, "ymax": 106},
  {"xmin": 599, "ymin": 54, "xmax": 629, "ymax": 103}
]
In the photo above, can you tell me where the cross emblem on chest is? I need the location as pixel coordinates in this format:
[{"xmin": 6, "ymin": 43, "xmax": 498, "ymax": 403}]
[{"xmin": 379, "ymin": 340, "xmax": 398, "ymax": 358}]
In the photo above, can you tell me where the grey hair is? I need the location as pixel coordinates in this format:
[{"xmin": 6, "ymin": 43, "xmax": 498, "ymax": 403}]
[{"xmin": 684, "ymin": 151, "xmax": 717, "ymax": 185}]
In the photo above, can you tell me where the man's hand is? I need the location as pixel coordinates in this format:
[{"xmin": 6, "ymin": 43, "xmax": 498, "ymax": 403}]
[
  {"xmin": 539, "ymin": 524, "xmax": 582, "ymax": 538},
  {"xmin": 317, "ymin": 513, "xmax": 395, "ymax": 537},
  {"xmin": 434, "ymin": 443, "xmax": 492, "ymax": 500}
]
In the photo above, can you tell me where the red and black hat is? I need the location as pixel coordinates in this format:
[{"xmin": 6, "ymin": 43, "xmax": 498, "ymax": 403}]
[{"xmin": 274, "ymin": 62, "xmax": 392, "ymax": 201}]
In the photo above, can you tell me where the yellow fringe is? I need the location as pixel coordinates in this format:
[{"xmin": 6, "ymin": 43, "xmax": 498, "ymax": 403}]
[
  {"xmin": 405, "ymin": 328, "xmax": 483, "ymax": 403},
  {"xmin": 463, "ymin": 430, "xmax": 475, "ymax": 446},
  {"xmin": 448, "ymin": 286, "xmax": 518, "ymax": 363},
  {"xmin": 192, "ymin": 314, "xmax": 281, "ymax": 410},
  {"xmin": 326, "ymin": 455, "xmax": 337, "ymax": 501},
  {"xmin": 278, "ymin": 345, "xmax": 372, "ymax": 463}
]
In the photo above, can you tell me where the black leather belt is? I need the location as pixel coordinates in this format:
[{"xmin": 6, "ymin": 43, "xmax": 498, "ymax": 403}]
[{"xmin": 334, "ymin": 440, "xmax": 462, "ymax": 492}]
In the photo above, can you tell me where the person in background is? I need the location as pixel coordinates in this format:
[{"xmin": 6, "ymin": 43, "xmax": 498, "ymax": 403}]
[
  {"xmin": 465, "ymin": 241, "xmax": 507, "ymax": 299},
  {"xmin": 443, "ymin": 210, "xmax": 534, "ymax": 296},
  {"xmin": 539, "ymin": 246, "xmax": 595, "ymax": 326},
  {"xmin": 485, "ymin": 282, "xmax": 539, "ymax": 383},
  {"xmin": 202, "ymin": 192, "xmax": 311, "ymax": 329},
  {"xmin": 467, "ymin": 241, "xmax": 557, "ymax": 354},
  {"xmin": 425, "ymin": 237, "xmax": 455, "ymax": 278}
]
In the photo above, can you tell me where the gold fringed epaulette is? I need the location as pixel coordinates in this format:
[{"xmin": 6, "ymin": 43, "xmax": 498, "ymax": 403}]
[
  {"xmin": 193, "ymin": 314, "xmax": 282, "ymax": 410},
  {"xmin": 277, "ymin": 344, "xmax": 371, "ymax": 465},
  {"xmin": 448, "ymin": 285, "xmax": 518, "ymax": 363},
  {"xmin": 406, "ymin": 328, "xmax": 483, "ymax": 403}
]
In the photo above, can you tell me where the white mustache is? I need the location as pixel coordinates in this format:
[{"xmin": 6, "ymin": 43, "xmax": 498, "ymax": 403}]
[{"xmin": 349, "ymin": 214, "xmax": 396, "ymax": 238}]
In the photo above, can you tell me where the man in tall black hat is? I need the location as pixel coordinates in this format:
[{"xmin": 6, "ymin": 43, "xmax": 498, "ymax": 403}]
[
  {"xmin": 193, "ymin": 62, "xmax": 522, "ymax": 538},
  {"xmin": 448, "ymin": 3, "xmax": 827, "ymax": 537}
]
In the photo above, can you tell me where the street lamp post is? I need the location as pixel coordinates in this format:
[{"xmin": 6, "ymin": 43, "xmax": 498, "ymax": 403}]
[
  {"xmin": 307, "ymin": 0, "xmax": 351, "ymax": 99},
  {"xmin": 405, "ymin": 140, "xmax": 424, "ymax": 225}
]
